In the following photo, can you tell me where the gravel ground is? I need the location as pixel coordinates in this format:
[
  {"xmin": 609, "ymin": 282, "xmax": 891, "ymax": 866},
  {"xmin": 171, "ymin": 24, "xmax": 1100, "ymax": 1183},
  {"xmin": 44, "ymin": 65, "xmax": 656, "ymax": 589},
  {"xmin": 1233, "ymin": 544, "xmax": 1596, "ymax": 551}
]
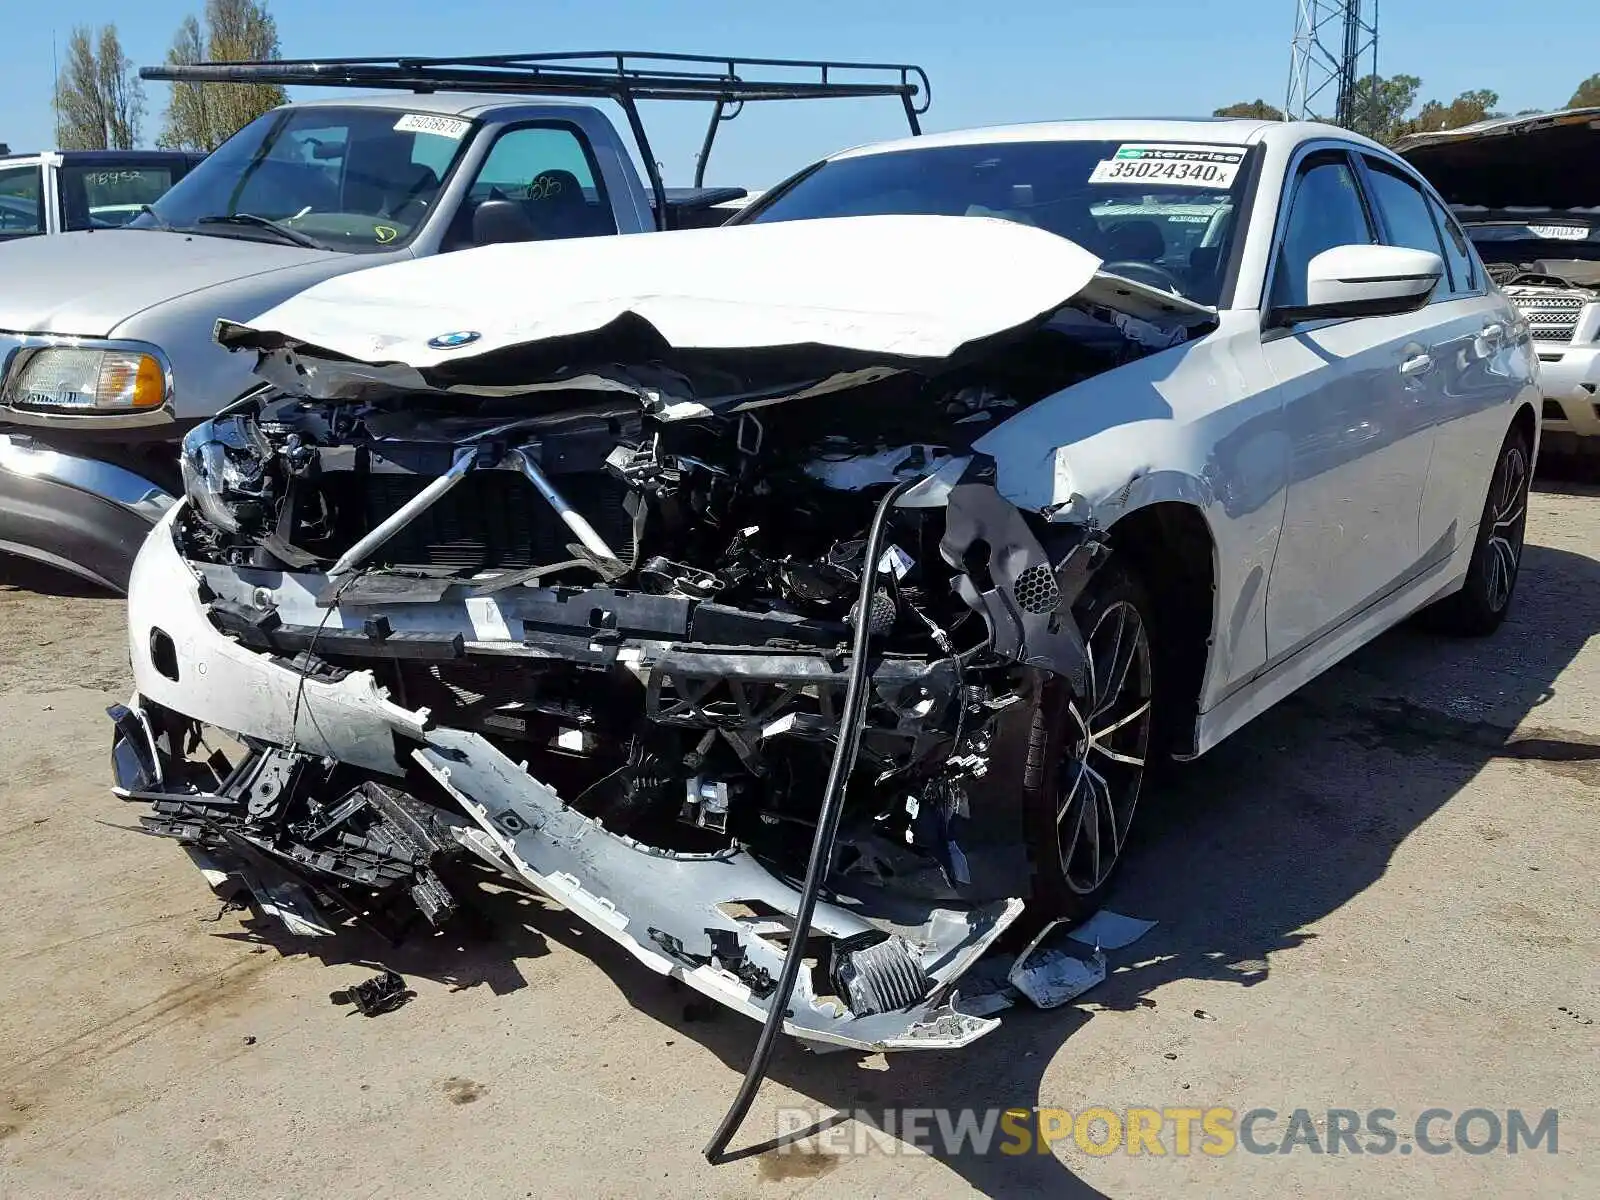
[{"xmin": 0, "ymin": 467, "xmax": 1594, "ymax": 1198}]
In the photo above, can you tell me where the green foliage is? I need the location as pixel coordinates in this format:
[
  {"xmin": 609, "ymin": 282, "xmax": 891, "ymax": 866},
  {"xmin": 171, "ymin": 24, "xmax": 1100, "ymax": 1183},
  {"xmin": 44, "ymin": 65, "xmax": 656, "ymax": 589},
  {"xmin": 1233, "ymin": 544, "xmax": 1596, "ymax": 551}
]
[
  {"xmin": 158, "ymin": 0, "xmax": 289, "ymax": 152},
  {"xmin": 1400, "ymin": 89, "xmax": 1502, "ymax": 136},
  {"xmin": 1213, "ymin": 99, "xmax": 1285, "ymax": 121},
  {"xmin": 1570, "ymin": 75, "xmax": 1600, "ymax": 109},
  {"xmin": 1347, "ymin": 73, "xmax": 1421, "ymax": 143},
  {"xmin": 52, "ymin": 25, "xmax": 144, "ymax": 150}
]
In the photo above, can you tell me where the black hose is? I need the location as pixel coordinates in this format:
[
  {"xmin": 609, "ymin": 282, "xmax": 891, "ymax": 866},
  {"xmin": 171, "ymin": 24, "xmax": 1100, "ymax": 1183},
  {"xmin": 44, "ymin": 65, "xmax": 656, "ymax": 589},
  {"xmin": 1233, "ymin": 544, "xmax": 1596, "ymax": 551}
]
[{"xmin": 702, "ymin": 476, "xmax": 917, "ymax": 1164}]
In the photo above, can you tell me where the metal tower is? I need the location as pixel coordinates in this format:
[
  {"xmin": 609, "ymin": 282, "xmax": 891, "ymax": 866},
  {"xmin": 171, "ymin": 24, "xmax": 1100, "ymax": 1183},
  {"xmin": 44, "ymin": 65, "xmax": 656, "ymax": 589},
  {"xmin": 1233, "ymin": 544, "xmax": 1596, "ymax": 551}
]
[{"xmin": 1286, "ymin": 0, "xmax": 1379, "ymax": 131}]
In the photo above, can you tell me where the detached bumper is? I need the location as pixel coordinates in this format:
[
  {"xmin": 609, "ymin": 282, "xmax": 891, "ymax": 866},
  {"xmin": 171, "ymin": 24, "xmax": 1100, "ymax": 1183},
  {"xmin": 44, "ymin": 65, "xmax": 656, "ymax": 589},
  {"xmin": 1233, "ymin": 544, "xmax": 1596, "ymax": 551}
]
[
  {"xmin": 1536, "ymin": 343, "xmax": 1600, "ymax": 449},
  {"xmin": 0, "ymin": 433, "xmax": 175, "ymax": 591},
  {"xmin": 119, "ymin": 508, "xmax": 1021, "ymax": 1052}
]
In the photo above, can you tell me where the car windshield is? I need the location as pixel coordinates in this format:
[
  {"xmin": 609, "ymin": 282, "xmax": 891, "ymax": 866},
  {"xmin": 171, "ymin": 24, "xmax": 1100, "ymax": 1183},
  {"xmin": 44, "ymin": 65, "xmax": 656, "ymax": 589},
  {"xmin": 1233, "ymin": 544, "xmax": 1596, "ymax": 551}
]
[
  {"xmin": 746, "ymin": 139, "xmax": 1254, "ymax": 306},
  {"xmin": 131, "ymin": 106, "xmax": 473, "ymax": 252}
]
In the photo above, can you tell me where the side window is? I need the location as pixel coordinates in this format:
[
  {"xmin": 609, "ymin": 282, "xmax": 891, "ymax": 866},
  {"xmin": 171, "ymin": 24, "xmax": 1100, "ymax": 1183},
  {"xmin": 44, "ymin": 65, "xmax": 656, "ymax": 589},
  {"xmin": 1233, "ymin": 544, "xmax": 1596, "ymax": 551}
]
[
  {"xmin": 1427, "ymin": 194, "xmax": 1479, "ymax": 295},
  {"xmin": 1270, "ymin": 156, "xmax": 1374, "ymax": 309},
  {"xmin": 460, "ymin": 125, "xmax": 616, "ymax": 246},
  {"xmin": 0, "ymin": 164, "xmax": 44, "ymax": 237},
  {"xmin": 1362, "ymin": 159, "xmax": 1449, "ymax": 295}
]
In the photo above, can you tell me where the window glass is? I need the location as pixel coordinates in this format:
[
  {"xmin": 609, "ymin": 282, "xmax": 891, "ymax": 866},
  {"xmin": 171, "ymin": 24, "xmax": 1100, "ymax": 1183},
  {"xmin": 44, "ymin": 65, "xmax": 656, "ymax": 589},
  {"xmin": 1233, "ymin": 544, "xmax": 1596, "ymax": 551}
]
[
  {"xmin": 460, "ymin": 125, "xmax": 617, "ymax": 245},
  {"xmin": 135, "ymin": 106, "xmax": 472, "ymax": 252},
  {"xmin": 1427, "ymin": 194, "xmax": 1478, "ymax": 294},
  {"xmin": 1363, "ymin": 160, "xmax": 1448, "ymax": 296},
  {"xmin": 745, "ymin": 140, "xmax": 1256, "ymax": 306},
  {"xmin": 58, "ymin": 165, "xmax": 181, "ymax": 230},
  {"xmin": 1270, "ymin": 157, "xmax": 1374, "ymax": 309},
  {"xmin": 0, "ymin": 164, "xmax": 44, "ymax": 237}
]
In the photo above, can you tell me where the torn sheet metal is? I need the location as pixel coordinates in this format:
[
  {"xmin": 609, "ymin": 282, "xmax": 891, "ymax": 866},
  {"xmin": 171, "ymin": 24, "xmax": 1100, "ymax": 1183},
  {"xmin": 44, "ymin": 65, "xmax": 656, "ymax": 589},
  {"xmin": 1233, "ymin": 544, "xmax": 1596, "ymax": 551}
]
[{"xmin": 215, "ymin": 215, "xmax": 1103, "ymax": 371}]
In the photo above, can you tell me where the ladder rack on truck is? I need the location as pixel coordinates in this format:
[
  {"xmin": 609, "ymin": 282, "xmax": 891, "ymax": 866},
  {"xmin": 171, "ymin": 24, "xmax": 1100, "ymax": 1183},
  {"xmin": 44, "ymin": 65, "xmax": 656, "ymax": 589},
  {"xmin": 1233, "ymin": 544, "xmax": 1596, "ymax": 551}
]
[{"xmin": 142, "ymin": 50, "xmax": 932, "ymax": 225}]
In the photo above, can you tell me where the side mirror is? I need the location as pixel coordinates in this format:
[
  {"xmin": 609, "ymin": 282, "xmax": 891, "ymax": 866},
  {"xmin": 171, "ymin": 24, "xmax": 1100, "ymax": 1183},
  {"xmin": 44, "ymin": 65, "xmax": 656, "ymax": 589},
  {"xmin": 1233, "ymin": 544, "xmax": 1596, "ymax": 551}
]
[
  {"xmin": 470, "ymin": 199, "xmax": 537, "ymax": 247},
  {"xmin": 1272, "ymin": 244, "xmax": 1443, "ymax": 326}
]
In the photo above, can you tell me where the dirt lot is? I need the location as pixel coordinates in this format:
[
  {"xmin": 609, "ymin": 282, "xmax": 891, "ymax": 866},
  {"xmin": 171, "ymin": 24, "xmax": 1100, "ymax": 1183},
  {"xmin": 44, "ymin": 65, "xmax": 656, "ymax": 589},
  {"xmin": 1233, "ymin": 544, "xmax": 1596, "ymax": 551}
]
[{"xmin": 0, "ymin": 469, "xmax": 1595, "ymax": 1199}]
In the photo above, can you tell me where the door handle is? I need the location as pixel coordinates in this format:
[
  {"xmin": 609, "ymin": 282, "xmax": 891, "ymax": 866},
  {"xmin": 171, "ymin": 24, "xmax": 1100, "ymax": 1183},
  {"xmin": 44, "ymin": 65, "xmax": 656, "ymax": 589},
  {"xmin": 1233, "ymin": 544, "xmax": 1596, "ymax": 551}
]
[{"xmin": 1400, "ymin": 352, "xmax": 1434, "ymax": 377}]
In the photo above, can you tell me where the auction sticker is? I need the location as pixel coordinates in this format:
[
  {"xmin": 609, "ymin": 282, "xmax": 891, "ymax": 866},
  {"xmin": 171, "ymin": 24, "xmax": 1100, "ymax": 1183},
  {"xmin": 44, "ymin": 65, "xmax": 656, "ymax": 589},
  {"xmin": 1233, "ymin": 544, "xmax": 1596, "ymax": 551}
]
[
  {"xmin": 1527, "ymin": 224, "xmax": 1590, "ymax": 241},
  {"xmin": 394, "ymin": 113, "xmax": 472, "ymax": 140},
  {"xmin": 1089, "ymin": 144, "xmax": 1246, "ymax": 189}
]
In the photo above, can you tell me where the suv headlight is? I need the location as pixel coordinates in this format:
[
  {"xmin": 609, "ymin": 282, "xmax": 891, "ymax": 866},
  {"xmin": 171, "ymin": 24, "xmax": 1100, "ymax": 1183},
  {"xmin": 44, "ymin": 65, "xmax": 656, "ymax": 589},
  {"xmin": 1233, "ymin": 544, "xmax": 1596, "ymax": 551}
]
[{"xmin": 3, "ymin": 345, "xmax": 168, "ymax": 413}]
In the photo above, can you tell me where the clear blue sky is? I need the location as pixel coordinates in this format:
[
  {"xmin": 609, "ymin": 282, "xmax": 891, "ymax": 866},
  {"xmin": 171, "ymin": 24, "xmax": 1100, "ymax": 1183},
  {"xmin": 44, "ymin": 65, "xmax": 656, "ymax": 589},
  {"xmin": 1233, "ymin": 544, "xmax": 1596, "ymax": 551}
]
[{"xmin": 3, "ymin": 0, "xmax": 1595, "ymax": 186}]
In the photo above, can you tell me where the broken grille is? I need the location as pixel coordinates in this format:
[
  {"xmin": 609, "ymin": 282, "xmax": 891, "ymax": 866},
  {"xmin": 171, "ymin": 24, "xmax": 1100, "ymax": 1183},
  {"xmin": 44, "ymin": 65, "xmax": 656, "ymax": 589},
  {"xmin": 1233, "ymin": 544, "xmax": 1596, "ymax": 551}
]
[{"xmin": 1513, "ymin": 295, "xmax": 1585, "ymax": 343}]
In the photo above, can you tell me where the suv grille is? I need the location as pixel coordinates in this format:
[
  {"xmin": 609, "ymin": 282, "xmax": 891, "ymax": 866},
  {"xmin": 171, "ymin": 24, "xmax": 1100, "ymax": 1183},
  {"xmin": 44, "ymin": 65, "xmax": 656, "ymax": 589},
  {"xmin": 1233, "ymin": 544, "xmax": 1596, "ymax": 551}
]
[{"xmin": 1512, "ymin": 294, "xmax": 1585, "ymax": 343}]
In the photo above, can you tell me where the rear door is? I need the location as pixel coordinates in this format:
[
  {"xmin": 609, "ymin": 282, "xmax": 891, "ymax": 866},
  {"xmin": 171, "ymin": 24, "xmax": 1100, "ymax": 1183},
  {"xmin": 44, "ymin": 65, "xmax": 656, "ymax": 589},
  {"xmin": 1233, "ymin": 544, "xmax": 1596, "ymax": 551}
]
[
  {"xmin": 1260, "ymin": 147, "xmax": 1437, "ymax": 658},
  {"xmin": 1356, "ymin": 156, "xmax": 1520, "ymax": 559}
]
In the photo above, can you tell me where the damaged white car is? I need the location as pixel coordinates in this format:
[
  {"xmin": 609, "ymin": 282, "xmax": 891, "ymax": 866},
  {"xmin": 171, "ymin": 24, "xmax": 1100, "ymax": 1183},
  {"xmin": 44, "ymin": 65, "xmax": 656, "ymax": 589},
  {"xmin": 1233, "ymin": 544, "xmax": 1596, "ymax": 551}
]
[{"xmin": 111, "ymin": 120, "xmax": 1540, "ymax": 1058}]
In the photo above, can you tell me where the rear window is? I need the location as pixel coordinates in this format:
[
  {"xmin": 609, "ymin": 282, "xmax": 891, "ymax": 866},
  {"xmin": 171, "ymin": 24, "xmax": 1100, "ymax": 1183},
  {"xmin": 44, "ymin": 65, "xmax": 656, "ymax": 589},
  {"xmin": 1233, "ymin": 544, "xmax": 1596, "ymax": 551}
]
[{"xmin": 59, "ymin": 164, "xmax": 184, "ymax": 230}]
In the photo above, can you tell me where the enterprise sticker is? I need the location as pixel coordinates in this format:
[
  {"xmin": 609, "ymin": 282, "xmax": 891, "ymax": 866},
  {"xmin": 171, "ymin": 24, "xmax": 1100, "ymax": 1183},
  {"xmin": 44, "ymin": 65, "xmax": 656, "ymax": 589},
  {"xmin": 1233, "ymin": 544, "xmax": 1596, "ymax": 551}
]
[
  {"xmin": 1527, "ymin": 224, "xmax": 1590, "ymax": 241},
  {"xmin": 394, "ymin": 113, "xmax": 472, "ymax": 140},
  {"xmin": 1089, "ymin": 144, "xmax": 1245, "ymax": 189}
]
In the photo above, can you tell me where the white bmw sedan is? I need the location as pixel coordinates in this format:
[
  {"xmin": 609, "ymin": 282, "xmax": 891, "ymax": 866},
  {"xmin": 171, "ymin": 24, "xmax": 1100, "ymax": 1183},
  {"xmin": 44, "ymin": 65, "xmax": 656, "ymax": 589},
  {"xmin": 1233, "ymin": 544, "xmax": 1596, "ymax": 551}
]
[{"xmin": 115, "ymin": 118, "xmax": 1538, "ymax": 1053}]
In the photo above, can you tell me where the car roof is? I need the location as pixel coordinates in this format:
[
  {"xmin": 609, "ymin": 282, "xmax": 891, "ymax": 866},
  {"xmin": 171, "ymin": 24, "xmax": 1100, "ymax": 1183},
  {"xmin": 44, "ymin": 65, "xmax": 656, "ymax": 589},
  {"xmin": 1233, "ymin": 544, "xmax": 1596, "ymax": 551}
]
[
  {"xmin": 1, "ymin": 148, "xmax": 202, "ymax": 164},
  {"xmin": 284, "ymin": 92, "xmax": 589, "ymax": 120},
  {"xmin": 828, "ymin": 117, "xmax": 1386, "ymax": 161}
]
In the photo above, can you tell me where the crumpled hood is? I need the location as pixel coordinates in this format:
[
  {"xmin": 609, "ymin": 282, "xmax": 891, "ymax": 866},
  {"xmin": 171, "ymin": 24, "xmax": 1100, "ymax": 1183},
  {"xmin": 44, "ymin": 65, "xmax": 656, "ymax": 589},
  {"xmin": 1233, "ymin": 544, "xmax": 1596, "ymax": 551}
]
[
  {"xmin": 0, "ymin": 229, "xmax": 344, "ymax": 338},
  {"xmin": 1396, "ymin": 107, "xmax": 1600, "ymax": 210},
  {"xmin": 219, "ymin": 215, "xmax": 1111, "ymax": 370}
]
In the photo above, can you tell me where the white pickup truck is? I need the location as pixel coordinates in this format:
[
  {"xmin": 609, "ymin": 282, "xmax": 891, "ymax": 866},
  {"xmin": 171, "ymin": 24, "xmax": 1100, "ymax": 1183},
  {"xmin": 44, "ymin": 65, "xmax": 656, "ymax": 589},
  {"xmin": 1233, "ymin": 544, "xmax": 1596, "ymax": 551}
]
[{"xmin": 0, "ymin": 51, "xmax": 928, "ymax": 589}]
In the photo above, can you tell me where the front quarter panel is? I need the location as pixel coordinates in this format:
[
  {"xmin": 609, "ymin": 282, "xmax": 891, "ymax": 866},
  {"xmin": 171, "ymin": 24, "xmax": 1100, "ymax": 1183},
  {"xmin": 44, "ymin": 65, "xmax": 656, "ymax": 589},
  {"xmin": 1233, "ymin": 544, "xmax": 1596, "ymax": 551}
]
[{"xmin": 975, "ymin": 310, "xmax": 1289, "ymax": 705}]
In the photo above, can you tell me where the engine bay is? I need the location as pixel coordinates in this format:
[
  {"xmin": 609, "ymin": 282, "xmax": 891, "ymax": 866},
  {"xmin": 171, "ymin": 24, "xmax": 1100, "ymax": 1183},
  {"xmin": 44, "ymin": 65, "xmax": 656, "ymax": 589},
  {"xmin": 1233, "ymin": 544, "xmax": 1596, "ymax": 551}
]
[{"xmin": 163, "ymin": 329, "xmax": 1132, "ymax": 909}]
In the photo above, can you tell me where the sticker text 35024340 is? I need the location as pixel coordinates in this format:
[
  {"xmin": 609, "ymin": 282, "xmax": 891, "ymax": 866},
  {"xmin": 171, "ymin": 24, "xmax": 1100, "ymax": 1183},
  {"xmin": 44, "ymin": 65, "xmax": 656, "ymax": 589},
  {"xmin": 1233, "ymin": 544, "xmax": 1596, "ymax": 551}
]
[{"xmin": 1089, "ymin": 144, "xmax": 1246, "ymax": 190}]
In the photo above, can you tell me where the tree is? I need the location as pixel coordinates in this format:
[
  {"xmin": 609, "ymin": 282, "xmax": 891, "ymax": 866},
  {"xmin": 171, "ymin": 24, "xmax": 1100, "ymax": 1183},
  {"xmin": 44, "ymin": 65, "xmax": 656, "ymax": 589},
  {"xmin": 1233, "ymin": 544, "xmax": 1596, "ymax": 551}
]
[
  {"xmin": 158, "ymin": 0, "xmax": 288, "ymax": 151},
  {"xmin": 1571, "ymin": 74, "xmax": 1600, "ymax": 108},
  {"xmin": 53, "ymin": 25, "xmax": 144, "ymax": 150},
  {"xmin": 1213, "ymin": 99, "xmax": 1284, "ymax": 121},
  {"xmin": 1401, "ymin": 89, "xmax": 1501, "ymax": 135},
  {"xmin": 1347, "ymin": 72, "xmax": 1422, "ymax": 143}
]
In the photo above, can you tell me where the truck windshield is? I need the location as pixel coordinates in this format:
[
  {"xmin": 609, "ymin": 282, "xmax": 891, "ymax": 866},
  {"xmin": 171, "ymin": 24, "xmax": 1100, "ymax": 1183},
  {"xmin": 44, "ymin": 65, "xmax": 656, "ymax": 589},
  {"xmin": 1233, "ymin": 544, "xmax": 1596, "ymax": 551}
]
[
  {"xmin": 746, "ymin": 139, "xmax": 1254, "ymax": 306},
  {"xmin": 131, "ymin": 106, "xmax": 473, "ymax": 252}
]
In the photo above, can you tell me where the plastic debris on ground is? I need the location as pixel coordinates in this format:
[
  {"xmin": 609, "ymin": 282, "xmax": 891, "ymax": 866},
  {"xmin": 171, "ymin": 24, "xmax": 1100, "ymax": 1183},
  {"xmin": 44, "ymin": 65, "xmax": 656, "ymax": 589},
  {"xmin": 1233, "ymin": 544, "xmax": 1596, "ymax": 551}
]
[
  {"xmin": 954, "ymin": 907, "xmax": 1159, "ymax": 1013},
  {"xmin": 1064, "ymin": 908, "xmax": 1158, "ymax": 951},
  {"xmin": 1008, "ymin": 919, "xmax": 1108, "ymax": 1009},
  {"xmin": 330, "ymin": 969, "xmax": 415, "ymax": 1017}
]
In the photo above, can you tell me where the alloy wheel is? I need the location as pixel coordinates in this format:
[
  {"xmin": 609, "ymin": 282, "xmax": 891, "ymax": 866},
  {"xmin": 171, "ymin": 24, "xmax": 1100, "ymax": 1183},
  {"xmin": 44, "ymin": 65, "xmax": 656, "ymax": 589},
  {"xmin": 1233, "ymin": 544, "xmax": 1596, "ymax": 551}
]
[
  {"xmin": 1056, "ymin": 599, "xmax": 1154, "ymax": 895},
  {"xmin": 1484, "ymin": 443, "xmax": 1528, "ymax": 613}
]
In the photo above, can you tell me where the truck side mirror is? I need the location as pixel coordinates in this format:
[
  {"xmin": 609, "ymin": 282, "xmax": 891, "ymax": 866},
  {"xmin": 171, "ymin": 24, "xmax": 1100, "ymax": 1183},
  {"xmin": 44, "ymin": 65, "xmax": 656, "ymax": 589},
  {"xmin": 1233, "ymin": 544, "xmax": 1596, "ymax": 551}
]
[{"xmin": 471, "ymin": 199, "xmax": 537, "ymax": 247}]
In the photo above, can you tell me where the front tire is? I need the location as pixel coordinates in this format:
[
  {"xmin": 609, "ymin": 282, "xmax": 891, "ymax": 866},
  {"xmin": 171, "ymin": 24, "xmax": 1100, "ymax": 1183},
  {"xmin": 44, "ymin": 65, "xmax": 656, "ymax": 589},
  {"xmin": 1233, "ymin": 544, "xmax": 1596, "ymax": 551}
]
[
  {"xmin": 1021, "ymin": 558, "xmax": 1159, "ymax": 923},
  {"xmin": 1427, "ymin": 425, "xmax": 1531, "ymax": 636}
]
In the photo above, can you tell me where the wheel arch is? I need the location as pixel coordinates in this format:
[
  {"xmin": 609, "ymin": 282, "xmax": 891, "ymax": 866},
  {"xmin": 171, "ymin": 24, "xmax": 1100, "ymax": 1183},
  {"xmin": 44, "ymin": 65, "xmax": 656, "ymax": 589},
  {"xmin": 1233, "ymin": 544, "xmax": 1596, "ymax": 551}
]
[{"xmin": 1101, "ymin": 499, "xmax": 1219, "ymax": 759}]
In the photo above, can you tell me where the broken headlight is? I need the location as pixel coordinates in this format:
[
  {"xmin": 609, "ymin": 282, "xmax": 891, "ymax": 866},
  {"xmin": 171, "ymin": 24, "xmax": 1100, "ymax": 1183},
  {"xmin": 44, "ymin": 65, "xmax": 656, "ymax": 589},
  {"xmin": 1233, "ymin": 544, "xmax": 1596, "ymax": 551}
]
[{"xmin": 179, "ymin": 414, "xmax": 274, "ymax": 534}]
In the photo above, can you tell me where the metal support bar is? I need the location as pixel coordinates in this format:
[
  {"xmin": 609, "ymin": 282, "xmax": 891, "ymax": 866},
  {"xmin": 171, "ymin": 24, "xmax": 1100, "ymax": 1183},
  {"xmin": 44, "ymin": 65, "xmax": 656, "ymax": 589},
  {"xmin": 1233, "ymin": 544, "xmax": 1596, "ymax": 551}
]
[
  {"xmin": 328, "ymin": 446, "xmax": 478, "ymax": 576},
  {"xmin": 512, "ymin": 448, "xmax": 625, "ymax": 572},
  {"xmin": 615, "ymin": 91, "xmax": 671, "ymax": 230},
  {"xmin": 693, "ymin": 98, "xmax": 728, "ymax": 189}
]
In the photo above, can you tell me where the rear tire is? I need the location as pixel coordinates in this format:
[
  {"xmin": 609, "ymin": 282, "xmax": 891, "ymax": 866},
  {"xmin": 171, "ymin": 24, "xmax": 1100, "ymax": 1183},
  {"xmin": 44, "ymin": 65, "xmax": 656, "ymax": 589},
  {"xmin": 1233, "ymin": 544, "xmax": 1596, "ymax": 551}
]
[
  {"xmin": 1020, "ymin": 558, "xmax": 1160, "ymax": 925},
  {"xmin": 1427, "ymin": 426, "xmax": 1531, "ymax": 637}
]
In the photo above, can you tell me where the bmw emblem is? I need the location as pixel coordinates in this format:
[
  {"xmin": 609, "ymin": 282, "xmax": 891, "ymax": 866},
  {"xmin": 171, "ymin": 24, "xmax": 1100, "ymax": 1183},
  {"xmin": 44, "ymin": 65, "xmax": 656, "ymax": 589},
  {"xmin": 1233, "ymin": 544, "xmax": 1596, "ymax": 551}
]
[{"xmin": 427, "ymin": 330, "xmax": 481, "ymax": 350}]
